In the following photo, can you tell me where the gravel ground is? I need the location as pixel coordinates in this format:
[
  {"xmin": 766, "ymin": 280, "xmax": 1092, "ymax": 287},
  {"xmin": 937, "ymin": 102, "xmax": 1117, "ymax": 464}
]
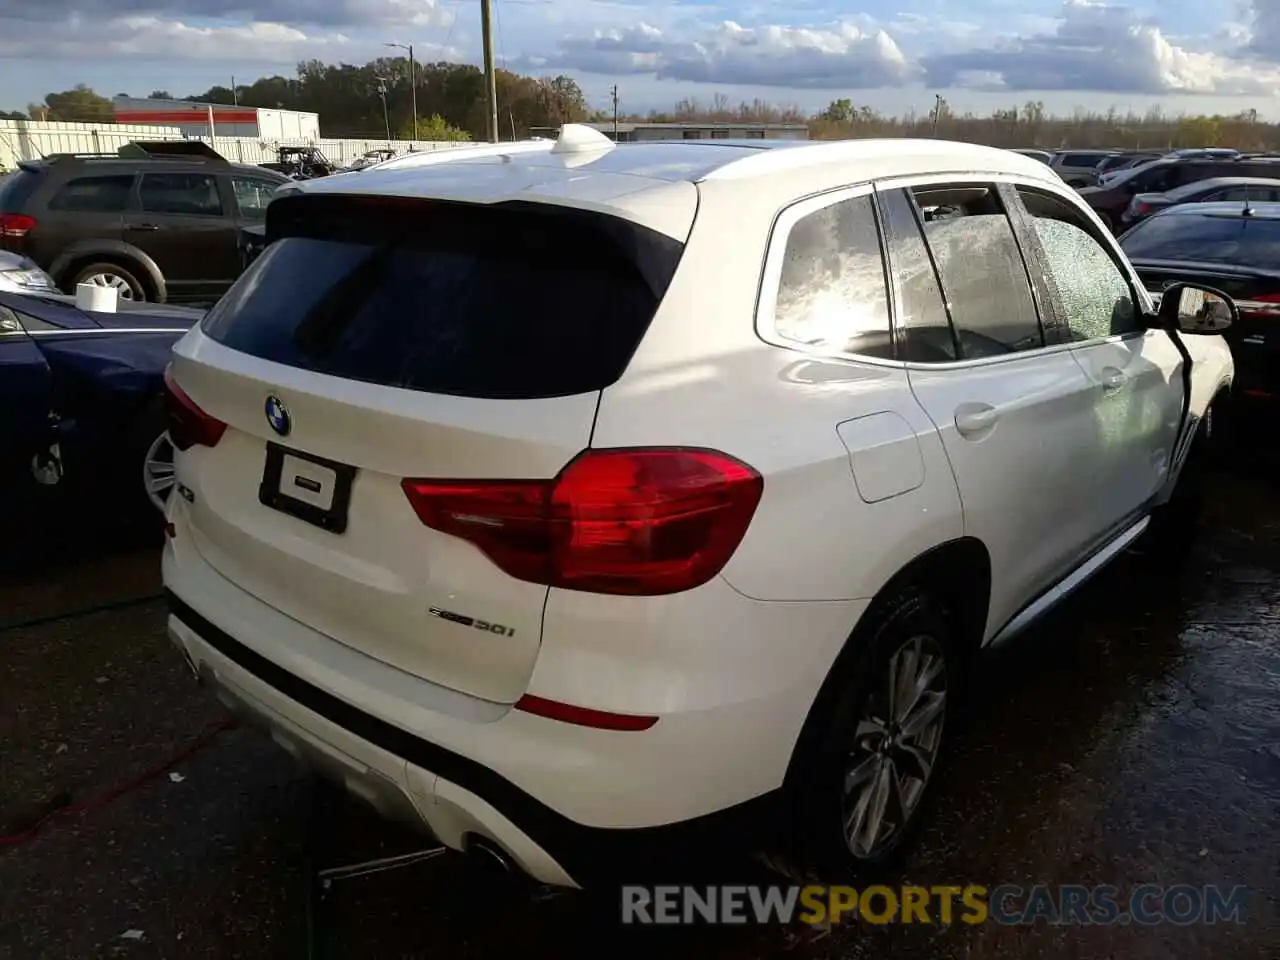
[{"xmin": 1, "ymin": 468, "xmax": 1277, "ymax": 959}]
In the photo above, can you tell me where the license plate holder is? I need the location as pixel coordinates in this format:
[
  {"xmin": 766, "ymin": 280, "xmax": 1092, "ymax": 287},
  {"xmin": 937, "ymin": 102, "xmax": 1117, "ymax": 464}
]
[{"xmin": 258, "ymin": 442, "xmax": 356, "ymax": 534}]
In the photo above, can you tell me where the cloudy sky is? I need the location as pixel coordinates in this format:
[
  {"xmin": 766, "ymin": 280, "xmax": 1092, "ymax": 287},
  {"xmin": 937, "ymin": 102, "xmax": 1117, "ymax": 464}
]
[{"xmin": 1, "ymin": 0, "xmax": 1279, "ymax": 118}]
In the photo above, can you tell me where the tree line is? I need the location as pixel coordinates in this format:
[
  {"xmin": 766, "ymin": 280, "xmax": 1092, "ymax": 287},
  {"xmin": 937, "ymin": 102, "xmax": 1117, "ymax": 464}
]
[{"xmin": 9, "ymin": 63, "xmax": 1280, "ymax": 151}]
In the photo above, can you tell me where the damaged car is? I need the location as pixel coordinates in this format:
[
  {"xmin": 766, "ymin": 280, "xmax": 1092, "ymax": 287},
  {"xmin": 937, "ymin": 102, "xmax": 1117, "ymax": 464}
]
[{"xmin": 0, "ymin": 290, "xmax": 204, "ymax": 517}]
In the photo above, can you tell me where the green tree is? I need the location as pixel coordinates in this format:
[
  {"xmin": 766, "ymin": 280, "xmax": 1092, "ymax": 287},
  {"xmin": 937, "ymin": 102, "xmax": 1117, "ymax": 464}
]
[
  {"xmin": 401, "ymin": 114, "xmax": 471, "ymax": 141},
  {"xmin": 31, "ymin": 84, "xmax": 115, "ymax": 122},
  {"xmin": 0, "ymin": 109, "xmax": 27, "ymax": 120}
]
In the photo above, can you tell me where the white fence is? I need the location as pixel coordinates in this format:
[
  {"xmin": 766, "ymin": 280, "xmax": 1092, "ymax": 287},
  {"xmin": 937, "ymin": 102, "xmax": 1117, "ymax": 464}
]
[{"xmin": 0, "ymin": 119, "xmax": 473, "ymax": 170}]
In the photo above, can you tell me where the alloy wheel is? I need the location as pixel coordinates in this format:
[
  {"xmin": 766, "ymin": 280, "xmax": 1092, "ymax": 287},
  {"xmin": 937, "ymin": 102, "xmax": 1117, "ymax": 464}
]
[
  {"xmin": 841, "ymin": 634, "xmax": 948, "ymax": 860},
  {"xmin": 143, "ymin": 431, "xmax": 176, "ymax": 512},
  {"xmin": 83, "ymin": 272, "xmax": 136, "ymax": 300}
]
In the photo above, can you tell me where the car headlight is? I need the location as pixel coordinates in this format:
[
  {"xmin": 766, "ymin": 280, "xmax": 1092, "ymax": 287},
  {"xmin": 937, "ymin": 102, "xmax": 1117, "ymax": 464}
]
[{"xmin": 0, "ymin": 267, "xmax": 56, "ymax": 290}]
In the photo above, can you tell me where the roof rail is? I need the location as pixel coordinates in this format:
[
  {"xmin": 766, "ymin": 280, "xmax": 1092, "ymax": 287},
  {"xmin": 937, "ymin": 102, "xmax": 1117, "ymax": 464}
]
[{"xmin": 118, "ymin": 140, "xmax": 227, "ymax": 161}]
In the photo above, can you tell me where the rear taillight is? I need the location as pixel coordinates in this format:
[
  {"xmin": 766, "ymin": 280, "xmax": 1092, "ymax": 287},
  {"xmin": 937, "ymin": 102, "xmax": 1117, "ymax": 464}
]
[
  {"xmin": 163, "ymin": 366, "xmax": 226, "ymax": 451},
  {"xmin": 0, "ymin": 213, "xmax": 36, "ymax": 238},
  {"xmin": 402, "ymin": 448, "xmax": 764, "ymax": 596}
]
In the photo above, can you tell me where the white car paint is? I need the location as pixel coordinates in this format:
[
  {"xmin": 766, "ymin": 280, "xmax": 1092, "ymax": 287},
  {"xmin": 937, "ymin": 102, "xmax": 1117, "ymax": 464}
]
[{"xmin": 162, "ymin": 126, "xmax": 1233, "ymax": 887}]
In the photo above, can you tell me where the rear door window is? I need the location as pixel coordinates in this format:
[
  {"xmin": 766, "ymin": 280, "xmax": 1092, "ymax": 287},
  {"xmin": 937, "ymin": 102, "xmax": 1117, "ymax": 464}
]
[
  {"xmin": 876, "ymin": 188, "xmax": 956, "ymax": 363},
  {"xmin": 201, "ymin": 197, "xmax": 685, "ymax": 399},
  {"xmin": 908, "ymin": 184, "xmax": 1044, "ymax": 358},
  {"xmin": 47, "ymin": 175, "xmax": 135, "ymax": 212},
  {"xmin": 139, "ymin": 173, "xmax": 223, "ymax": 217}
]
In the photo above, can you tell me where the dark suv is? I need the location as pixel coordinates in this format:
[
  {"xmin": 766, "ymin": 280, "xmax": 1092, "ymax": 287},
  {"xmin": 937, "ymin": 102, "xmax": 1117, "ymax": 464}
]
[
  {"xmin": 1078, "ymin": 155, "xmax": 1280, "ymax": 231},
  {"xmin": 0, "ymin": 144, "xmax": 288, "ymax": 304}
]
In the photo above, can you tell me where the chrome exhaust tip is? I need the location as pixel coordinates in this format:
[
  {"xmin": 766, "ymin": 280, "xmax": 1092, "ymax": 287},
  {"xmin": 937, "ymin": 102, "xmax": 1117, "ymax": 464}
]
[{"xmin": 466, "ymin": 838, "xmax": 514, "ymax": 875}]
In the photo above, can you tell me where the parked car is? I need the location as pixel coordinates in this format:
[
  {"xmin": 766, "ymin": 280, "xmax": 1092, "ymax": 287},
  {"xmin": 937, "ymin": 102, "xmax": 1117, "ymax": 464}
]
[
  {"xmin": 0, "ymin": 250, "xmax": 57, "ymax": 294},
  {"xmin": 1011, "ymin": 148, "xmax": 1053, "ymax": 165},
  {"xmin": 338, "ymin": 149, "xmax": 397, "ymax": 173},
  {"xmin": 1077, "ymin": 155, "xmax": 1280, "ymax": 230},
  {"xmin": 0, "ymin": 290, "xmax": 205, "ymax": 514},
  {"xmin": 1119, "ymin": 177, "xmax": 1280, "ymax": 228},
  {"xmin": 1120, "ymin": 201, "xmax": 1280, "ymax": 412},
  {"xmin": 259, "ymin": 146, "xmax": 335, "ymax": 180},
  {"xmin": 161, "ymin": 127, "xmax": 1233, "ymax": 888},
  {"xmin": 1049, "ymin": 150, "xmax": 1120, "ymax": 186},
  {"xmin": 1093, "ymin": 151, "xmax": 1164, "ymax": 182},
  {"xmin": 0, "ymin": 143, "xmax": 289, "ymax": 304}
]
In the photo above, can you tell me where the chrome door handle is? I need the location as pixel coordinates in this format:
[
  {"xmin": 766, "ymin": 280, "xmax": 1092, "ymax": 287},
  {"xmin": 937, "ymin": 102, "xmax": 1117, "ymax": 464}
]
[
  {"xmin": 955, "ymin": 405, "xmax": 998, "ymax": 437},
  {"xmin": 1100, "ymin": 368, "xmax": 1126, "ymax": 391}
]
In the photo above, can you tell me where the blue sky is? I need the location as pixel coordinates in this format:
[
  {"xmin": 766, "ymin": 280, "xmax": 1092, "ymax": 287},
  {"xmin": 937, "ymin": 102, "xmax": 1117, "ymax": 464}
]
[{"xmin": 1, "ymin": 0, "xmax": 1278, "ymax": 118}]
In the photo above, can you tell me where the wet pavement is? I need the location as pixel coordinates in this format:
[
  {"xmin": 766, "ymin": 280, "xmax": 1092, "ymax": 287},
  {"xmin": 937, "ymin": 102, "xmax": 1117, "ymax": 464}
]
[{"xmin": 1, "ymin": 467, "xmax": 1277, "ymax": 959}]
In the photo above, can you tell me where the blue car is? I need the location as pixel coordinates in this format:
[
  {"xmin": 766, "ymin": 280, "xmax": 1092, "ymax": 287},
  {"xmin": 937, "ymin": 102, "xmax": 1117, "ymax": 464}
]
[{"xmin": 0, "ymin": 290, "xmax": 204, "ymax": 517}]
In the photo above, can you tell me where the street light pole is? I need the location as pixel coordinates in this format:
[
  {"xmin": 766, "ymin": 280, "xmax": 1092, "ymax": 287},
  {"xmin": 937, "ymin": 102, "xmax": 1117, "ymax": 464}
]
[{"xmin": 384, "ymin": 41, "xmax": 417, "ymax": 138}]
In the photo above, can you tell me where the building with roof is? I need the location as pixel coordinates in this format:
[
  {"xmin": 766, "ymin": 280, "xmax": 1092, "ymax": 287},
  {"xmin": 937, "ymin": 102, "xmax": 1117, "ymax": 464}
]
[{"xmin": 112, "ymin": 97, "xmax": 320, "ymax": 141}]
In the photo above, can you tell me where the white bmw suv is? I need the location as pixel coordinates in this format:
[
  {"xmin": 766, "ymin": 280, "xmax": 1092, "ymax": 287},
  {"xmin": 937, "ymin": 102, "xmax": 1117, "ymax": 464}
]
[{"xmin": 161, "ymin": 126, "xmax": 1234, "ymax": 887}]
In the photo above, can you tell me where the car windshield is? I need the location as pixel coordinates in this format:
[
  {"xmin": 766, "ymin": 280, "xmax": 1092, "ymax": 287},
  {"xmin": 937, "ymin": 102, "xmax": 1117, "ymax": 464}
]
[{"xmin": 1120, "ymin": 213, "xmax": 1280, "ymax": 268}]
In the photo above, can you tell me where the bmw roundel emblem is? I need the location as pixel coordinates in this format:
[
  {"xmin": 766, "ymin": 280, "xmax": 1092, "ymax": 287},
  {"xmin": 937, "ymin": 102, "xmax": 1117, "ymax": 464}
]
[{"xmin": 265, "ymin": 394, "xmax": 291, "ymax": 436}]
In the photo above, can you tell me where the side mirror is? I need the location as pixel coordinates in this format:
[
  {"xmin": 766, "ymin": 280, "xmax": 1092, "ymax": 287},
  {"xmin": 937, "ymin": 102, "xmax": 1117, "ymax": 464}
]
[{"xmin": 1158, "ymin": 282, "xmax": 1236, "ymax": 334}]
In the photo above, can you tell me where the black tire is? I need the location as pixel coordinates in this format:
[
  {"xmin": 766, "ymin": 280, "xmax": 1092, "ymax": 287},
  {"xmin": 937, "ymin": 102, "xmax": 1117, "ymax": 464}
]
[
  {"xmin": 67, "ymin": 261, "xmax": 148, "ymax": 302},
  {"xmin": 787, "ymin": 588, "xmax": 958, "ymax": 881}
]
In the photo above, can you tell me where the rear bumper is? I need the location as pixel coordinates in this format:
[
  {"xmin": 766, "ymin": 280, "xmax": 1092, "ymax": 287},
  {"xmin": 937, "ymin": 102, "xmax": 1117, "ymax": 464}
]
[{"xmin": 167, "ymin": 592, "xmax": 781, "ymax": 887}]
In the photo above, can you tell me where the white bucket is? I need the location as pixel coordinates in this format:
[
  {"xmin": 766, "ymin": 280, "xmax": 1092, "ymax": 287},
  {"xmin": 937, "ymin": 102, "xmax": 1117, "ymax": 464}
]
[{"xmin": 76, "ymin": 282, "xmax": 118, "ymax": 313}]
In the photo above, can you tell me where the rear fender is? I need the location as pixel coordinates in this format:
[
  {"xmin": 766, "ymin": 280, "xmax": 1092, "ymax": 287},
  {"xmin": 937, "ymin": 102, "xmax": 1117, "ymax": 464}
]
[{"xmin": 49, "ymin": 241, "xmax": 167, "ymax": 303}]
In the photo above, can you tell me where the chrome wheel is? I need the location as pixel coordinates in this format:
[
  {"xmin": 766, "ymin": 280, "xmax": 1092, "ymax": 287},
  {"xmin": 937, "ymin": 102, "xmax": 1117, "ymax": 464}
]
[
  {"xmin": 143, "ymin": 431, "xmax": 176, "ymax": 512},
  {"xmin": 842, "ymin": 634, "xmax": 948, "ymax": 860},
  {"xmin": 83, "ymin": 272, "xmax": 136, "ymax": 300}
]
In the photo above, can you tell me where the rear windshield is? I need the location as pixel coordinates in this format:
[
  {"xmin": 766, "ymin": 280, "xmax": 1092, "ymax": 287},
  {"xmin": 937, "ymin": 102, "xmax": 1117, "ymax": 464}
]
[
  {"xmin": 1120, "ymin": 213, "xmax": 1280, "ymax": 268},
  {"xmin": 0, "ymin": 170, "xmax": 40, "ymax": 211},
  {"xmin": 201, "ymin": 196, "xmax": 685, "ymax": 399}
]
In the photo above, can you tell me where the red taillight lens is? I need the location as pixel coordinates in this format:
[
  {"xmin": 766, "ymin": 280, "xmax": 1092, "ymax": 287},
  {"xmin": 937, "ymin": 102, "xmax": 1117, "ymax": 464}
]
[
  {"xmin": 0, "ymin": 213, "xmax": 36, "ymax": 238},
  {"xmin": 402, "ymin": 448, "xmax": 764, "ymax": 596},
  {"xmin": 163, "ymin": 366, "xmax": 226, "ymax": 451}
]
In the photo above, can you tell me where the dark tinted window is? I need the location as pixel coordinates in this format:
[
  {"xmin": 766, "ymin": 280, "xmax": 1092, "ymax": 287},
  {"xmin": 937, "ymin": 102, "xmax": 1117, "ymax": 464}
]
[
  {"xmin": 1122, "ymin": 213, "xmax": 1280, "ymax": 270},
  {"xmin": 771, "ymin": 193, "xmax": 893, "ymax": 359},
  {"xmin": 1062, "ymin": 153, "xmax": 1109, "ymax": 168},
  {"xmin": 878, "ymin": 188, "xmax": 956, "ymax": 363},
  {"xmin": 0, "ymin": 170, "xmax": 42, "ymax": 211},
  {"xmin": 202, "ymin": 197, "xmax": 684, "ymax": 399},
  {"xmin": 1017, "ymin": 188, "xmax": 1139, "ymax": 340},
  {"xmin": 911, "ymin": 185, "xmax": 1042, "ymax": 358},
  {"xmin": 47, "ymin": 174, "xmax": 134, "ymax": 212},
  {"xmin": 1120, "ymin": 213, "xmax": 1246, "ymax": 264},
  {"xmin": 139, "ymin": 173, "xmax": 222, "ymax": 216}
]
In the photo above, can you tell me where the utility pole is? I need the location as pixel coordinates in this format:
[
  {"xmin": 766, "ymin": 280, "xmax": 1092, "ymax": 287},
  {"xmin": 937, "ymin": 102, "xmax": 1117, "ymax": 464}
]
[
  {"xmin": 481, "ymin": 0, "xmax": 499, "ymax": 142},
  {"xmin": 384, "ymin": 42, "xmax": 416, "ymax": 137},
  {"xmin": 231, "ymin": 76, "xmax": 237, "ymax": 106},
  {"xmin": 932, "ymin": 94, "xmax": 943, "ymax": 136},
  {"xmin": 611, "ymin": 84, "xmax": 618, "ymax": 139},
  {"xmin": 375, "ymin": 76, "xmax": 391, "ymax": 141}
]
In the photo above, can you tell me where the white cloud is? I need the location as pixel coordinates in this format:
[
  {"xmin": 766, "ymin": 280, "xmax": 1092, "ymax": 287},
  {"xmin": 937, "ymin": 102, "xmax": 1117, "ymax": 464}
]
[
  {"xmin": 529, "ymin": 19, "xmax": 921, "ymax": 89},
  {"xmin": 6, "ymin": 0, "xmax": 452, "ymax": 29},
  {"xmin": 0, "ymin": 17, "xmax": 355, "ymax": 61},
  {"xmin": 924, "ymin": 0, "xmax": 1280, "ymax": 94}
]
